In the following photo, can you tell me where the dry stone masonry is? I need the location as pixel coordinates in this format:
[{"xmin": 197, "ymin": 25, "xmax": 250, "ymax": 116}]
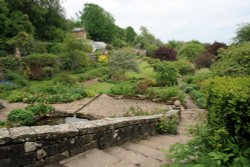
[{"xmin": 0, "ymin": 110, "xmax": 179, "ymax": 167}]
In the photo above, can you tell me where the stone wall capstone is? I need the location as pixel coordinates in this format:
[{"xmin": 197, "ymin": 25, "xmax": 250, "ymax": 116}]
[{"xmin": 0, "ymin": 110, "xmax": 179, "ymax": 167}]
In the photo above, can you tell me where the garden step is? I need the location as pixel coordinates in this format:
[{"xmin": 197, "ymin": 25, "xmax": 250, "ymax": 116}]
[{"xmin": 61, "ymin": 149, "xmax": 119, "ymax": 167}]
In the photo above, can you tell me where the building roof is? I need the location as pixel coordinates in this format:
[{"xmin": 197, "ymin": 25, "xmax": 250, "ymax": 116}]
[
  {"xmin": 72, "ymin": 28, "xmax": 86, "ymax": 32},
  {"xmin": 90, "ymin": 41, "xmax": 107, "ymax": 52}
]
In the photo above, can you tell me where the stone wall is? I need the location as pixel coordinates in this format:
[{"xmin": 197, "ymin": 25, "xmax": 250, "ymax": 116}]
[{"xmin": 0, "ymin": 110, "xmax": 179, "ymax": 167}]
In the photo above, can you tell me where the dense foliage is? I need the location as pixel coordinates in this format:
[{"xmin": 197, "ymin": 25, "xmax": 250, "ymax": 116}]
[
  {"xmin": 154, "ymin": 62, "xmax": 178, "ymax": 86},
  {"xmin": 234, "ymin": 23, "xmax": 250, "ymax": 43},
  {"xmin": 153, "ymin": 47, "xmax": 177, "ymax": 61},
  {"xmin": 178, "ymin": 42, "xmax": 205, "ymax": 61},
  {"xmin": 7, "ymin": 109, "xmax": 35, "ymax": 126},
  {"xmin": 211, "ymin": 42, "xmax": 250, "ymax": 76},
  {"xmin": 195, "ymin": 51, "xmax": 214, "ymax": 68}
]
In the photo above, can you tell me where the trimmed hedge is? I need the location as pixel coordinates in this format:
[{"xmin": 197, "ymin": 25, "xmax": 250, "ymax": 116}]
[{"xmin": 206, "ymin": 77, "xmax": 250, "ymax": 147}]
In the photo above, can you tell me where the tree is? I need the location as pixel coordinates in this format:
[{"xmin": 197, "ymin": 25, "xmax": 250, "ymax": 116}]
[
  {"xmin": 153, "ymin": 47, "xmax": 177, "ymax": 61},
  {"xmin": 207, "ymin": 41, "xmax": 227, "ymax": 56},
  {"xmin": 134, "ymin": 26, "xmax": 163, "ymax": 56},
  {"xmin": 109, "ymin": 50, "xmax": 138, "ymax": 74},
  {"xmin": 79, "ymin": 3, "xmax": 116, "ymax": 43},
  {"xmin": 234, "ymin": 23, "xmax": 250, "ymax": 43},
  {"xmin": 195, "ymin": 52, "xmax": 214, "ymax": 68},
  {"xmin": 178, "ymin": 42, "xmax": 205, "ymax": 61},
  {"xmin": 125, "ymin": 26, "xmax": 137, "ymax": 44},
  {"xmin": 154, "ymin": 62, "xmax": 178, "ymax": 86},
  {"xmin": 211, "ymin": 42, "xmax": 250, "ymax": 76},
  {"xmin": 6, "ymin": 32, "xmax": 34, "ymax": 56},
  {"xmin": 7, "ymin": 0, "xmax": 67, "ymax": 41}
]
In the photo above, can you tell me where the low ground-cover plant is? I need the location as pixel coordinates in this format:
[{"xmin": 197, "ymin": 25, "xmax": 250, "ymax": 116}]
[
  {"xmin": 77, "ymin": 66, "xmax": 109, "ymax": 81},
  {"xmin": 3, "ymin": 70, "xmax": 29, "ymax": 87},
  {"xmin": 146, "ymin": 86, "xmax": 185, "ymax": 102},
  {"xmin": 156, "ymin": 114, "xmax": 179, "ymax": 135},
  {"xmin": 25, "ymin": 103, "xmax": 55, "ymax": 116},
  {"xmin": 7, "ymin": 109, "xmax": 35, "ymax": 126},
  {"xmin": 5, "ymin": 82, "xmax": 87, "ymax": 103},
  {"xmin": 110, "ymin": 81, "xmax": 136, "ymax": 96},
  {"xmin": 7, "ymin": 103, "xmax": 55, "ymax": 126}
]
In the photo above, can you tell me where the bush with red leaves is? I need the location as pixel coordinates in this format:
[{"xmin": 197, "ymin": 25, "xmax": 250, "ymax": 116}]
[
  {"xmin": 195, "ymin": 52, "xmax": 214, "ymax": 68},
  {"xmin": 207, "ymin": 42, "xmax": 227, "ymax": 55},
  {"xmin": 153, "ymin": 47, "xmax": 177, "ymax": 61}
]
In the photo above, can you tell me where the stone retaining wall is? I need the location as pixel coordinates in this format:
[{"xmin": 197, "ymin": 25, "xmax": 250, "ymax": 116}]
[{"xmin": 0, "ymin": 110, "xmax": 179, "ymax": 167}]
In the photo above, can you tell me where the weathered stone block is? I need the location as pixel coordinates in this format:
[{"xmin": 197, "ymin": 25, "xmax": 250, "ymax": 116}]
[
  {"xmin": 36, "ymin": 149, "xmax": 47, "ymax": 160},
  {"xmin": 11, "ymin": 143, "xmax": 24, "ymax": 156},
  {"xmin": 31, "ymin": 124, "xmax": 78, "ymax": 140},
  {"xmin": 10, "ymin": 152, "xmax": 36, "ymax": 167},
  {"xmin": 98, "ymin": 132, "xmax": 113, "ymax": 149},
  {"xmin": 44, "ymin": 144, "xmax": 59, "ymax": 156},
  {"xmin": 0, "ymin": 145, "xmax": 11, "ymax": 159},
  {"xmin": 24, "ymin": 142, "xmax": 40, "ymax": 152},
  {"xmin": 0, "ymin": 158, "xmax": 11, "ymax": 167},
  {"xmin": 9, "ymin": 127, "xmax": 36, "ymax": 143},
  {"xmin": 0, "ymin": 128, "xmax": 10, "ymax": 145}
]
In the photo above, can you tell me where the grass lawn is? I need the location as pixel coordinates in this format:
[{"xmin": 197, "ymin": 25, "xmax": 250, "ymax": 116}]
[
  {"xmin": 86, "ymin": 82, "xmax": 115, "ymax": 94},
  {"xmin": 125, "ymin": 61, "xmax": 156, "ymax": 80}
]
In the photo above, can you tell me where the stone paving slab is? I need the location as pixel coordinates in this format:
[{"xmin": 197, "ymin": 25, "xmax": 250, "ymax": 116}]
[
  {"xmin": 77, "ymin": 94, "xmax": 171, "ymax": 119},
  {"xmin": 0, "ymin": 100, "xmax": 28, "ymax": 120}
]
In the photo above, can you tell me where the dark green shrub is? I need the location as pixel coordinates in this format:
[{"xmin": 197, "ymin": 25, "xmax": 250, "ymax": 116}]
[
  {"xmin": 0, "ymin": 57, "xmax": 23, "ymax": 71},
  {"xmin": 206, "ymin": 77, "xmax": 250, "ymax": 145},
  {"xmin": 41, "ymin": 67, "xmax": 55, "ymax": 79},
  {"xmin": 178, "ymin": 42, "xmax": 205, "ymax": 61},
  {"xmin": 0, "ymin": 120, "xmax": 6, "ymax": 127},
  {"xmin": 60, "ymin": 50, "xmax": 89, "ymax": 71},
  {"xmin": 147, "ymin": 87, "xmax": 185, "ymax": 102},
  {"xmin": 156, "ymin": 114, "xmax": 179, "ymax": 134},
  {"xmin": 53, "ymin": 73, "xmax": 78, "ymax": 86},
  {"xmin": 77, "ymin": 67, "xmax": 109, "ymax": 81},
  {"xmin": 6, "ymin": 91, "xmax": 30, "ymax": 102},
  {"xmin": 7, "ymin": 109, "xmax": 35, "ymax": 126},
  {"xmin": 173, "ymin": 60, "xmax": 195, "ymax": 75},
  {"xmin": 4, "ymin": 70, "xmax": 28, "ymax": 86},
  {"xmin": 26, "ymin": 103, "xmax": 55, "ymax": 116},
  {"xmin": 154, "ymin": 62, "xmax": 178, "ymax": 86},
  {"xmin": 25, "ymin": 53, "xmax": 56, "ymax": 80},
  {"xmin": 110, "ymin": 82, "xmax": 136, "ymax": 96},
  {"xmin": 211, "ymin": 42, "xmax": 250, "ymax": 76}
]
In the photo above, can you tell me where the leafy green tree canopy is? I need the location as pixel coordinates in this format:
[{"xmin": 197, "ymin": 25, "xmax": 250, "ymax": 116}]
[
  {"xmin": 109, "ymin": 50, "xmax": 138, "ymax": 74},
  {"xmin": 211, "ymin": 42, "xmax": 250, "ymax": 76},
  {"xmin": 79, "ymin": 3, "xmax": 116, "ymax": 43},
  {"xmin": 178, "ymin": 42, "xmax": 205, "ymax": 61},
  {"xmin": 234, "ymin": 23, "xmax": 250, "ymax": 43},
  {"xmin": 134, "ymin": 26, "xmax": 163, "ymax": 56}
]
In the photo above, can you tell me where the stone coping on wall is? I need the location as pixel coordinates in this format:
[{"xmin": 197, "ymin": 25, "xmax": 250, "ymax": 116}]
[
  {"xmin": 0, "ymin": 109, "xmax": 179, "ymax": 167},
  {"xmin": 0, "ymin": 114, "xmax": 166, "ymax": 145}
]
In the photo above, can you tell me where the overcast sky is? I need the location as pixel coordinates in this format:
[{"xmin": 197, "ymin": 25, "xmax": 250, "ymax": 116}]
[{"xmin": 62, "ymin": 0, "xmax": 250, "ymax": 43}]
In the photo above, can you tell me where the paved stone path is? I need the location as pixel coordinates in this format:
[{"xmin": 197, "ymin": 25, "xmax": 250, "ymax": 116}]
[
  {"xmin": 184, "ymin": 94, "xmax": 200, "ymax": 109},
  {"xmin": 0, "ymin": 100, "xmax": 28, "ymax": 120},
  {"xmin": 0, "ymin": 95, "xmax": 171, "ymax": 120},
  {"xmin": 76, "ymin": 94, "xmax": 171, "ymax": 119},
  {"xmin": 55, "ymin": 109, "xmax": 206, "ymax": 167}
]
